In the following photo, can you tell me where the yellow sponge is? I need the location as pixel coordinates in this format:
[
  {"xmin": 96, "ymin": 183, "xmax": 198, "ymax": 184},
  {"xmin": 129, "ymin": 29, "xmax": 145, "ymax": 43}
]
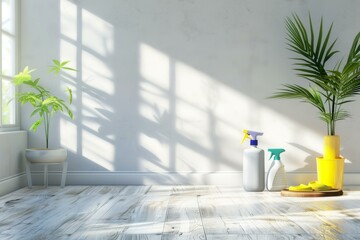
[
  {"xmin": 308, "ymin": 181, "xmax": 333, "ymax": 191},
  {"xmin": 289, "ymin": 184, "xmax": 313, "ymax": 192},
  {"xmin": 288, "ymin": 181, "xmax": 333, "ymax": 192}
]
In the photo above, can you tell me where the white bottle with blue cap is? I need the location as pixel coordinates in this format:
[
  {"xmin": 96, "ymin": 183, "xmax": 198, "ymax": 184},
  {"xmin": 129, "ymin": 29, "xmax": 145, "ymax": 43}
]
[{"xmin": 241, "ymin": 130, "xmax": 264, "ymax": 192}]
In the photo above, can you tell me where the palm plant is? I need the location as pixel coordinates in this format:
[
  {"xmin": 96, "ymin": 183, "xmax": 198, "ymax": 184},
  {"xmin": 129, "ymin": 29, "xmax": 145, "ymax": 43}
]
[
  {"xmin": 270, "ymin": 13, "xmax": 360, "ymax": 135},
  {"xmin": 13, "ymin": 60, "xmax": 75, "ymax": 149}
]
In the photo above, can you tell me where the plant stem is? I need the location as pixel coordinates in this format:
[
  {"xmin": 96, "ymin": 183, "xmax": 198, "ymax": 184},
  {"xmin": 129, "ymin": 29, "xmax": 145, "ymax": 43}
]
[
  {"xmin": 44, "ymin": 112, "xmax": 50, "ymax": 149},
  {"xmin": 39, "ymin": 89, "xmax": 50, "ymax": 149},
  {"xmin": 326, "ymin": 92, "xmax": 331, "ymax": 136},
  {"xmin": 330, "ymin": 94, "xmax": 336, "ymax": 135}
]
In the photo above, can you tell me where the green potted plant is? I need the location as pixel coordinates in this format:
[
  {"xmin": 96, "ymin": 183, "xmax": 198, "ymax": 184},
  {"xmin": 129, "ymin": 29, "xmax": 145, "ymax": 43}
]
[
  {"xmin": 13, "ymin": 60, "xmax": 75, "ymax": 164},
  {"xmin": 270, "ymin": 13, "xmax": 360, "ymax": 189}
]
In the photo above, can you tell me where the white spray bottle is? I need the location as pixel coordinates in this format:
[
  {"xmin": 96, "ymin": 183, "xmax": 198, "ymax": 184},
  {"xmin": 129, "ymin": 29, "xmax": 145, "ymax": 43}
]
[
  {"xmin": 266, "ymin": 148, "xmax": 287, "ymax": 191},
  {"xmin": 242, "ymin": 130, "xmax": 264, "ymax": 192}
]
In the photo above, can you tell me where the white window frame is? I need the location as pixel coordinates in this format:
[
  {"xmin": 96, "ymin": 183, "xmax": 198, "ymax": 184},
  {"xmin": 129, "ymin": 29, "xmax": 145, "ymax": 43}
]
[{"xmin": 0, "ymin": 0, "xmax": 19, "ymax": 131}]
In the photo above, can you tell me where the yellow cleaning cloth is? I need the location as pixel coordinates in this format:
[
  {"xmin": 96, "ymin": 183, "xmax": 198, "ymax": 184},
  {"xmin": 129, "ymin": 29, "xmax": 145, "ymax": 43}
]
[
  {"xmin": 289, "ymin": 184, "xmax": 313, "ymax": 192},
  {"xmin": 308, "ymin": 181, "xmax": 333, "ymax": 191},
  {"xmin": 288, "ymin": 181, "xmax": 333, "ymax": 192}
]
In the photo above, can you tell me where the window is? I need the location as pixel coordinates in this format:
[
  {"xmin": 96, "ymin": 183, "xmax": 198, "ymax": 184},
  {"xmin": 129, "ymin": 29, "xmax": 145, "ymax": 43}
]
[{"xmin": 1, "ymin": 0, "xmax": 18, "ymax": 128}]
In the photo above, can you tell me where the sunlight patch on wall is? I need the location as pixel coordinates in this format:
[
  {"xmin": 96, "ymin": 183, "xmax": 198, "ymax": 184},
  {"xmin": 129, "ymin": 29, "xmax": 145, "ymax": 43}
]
[
  {"xmin": 139, "ymin": 133, "xmax": 170, "ymax": 172},
  {"xmin": 60, "ymin": 2, "xmax": 117, "ymax": 171},
  {"xmin": 60, "ymin": 40, "xmax": 77, "ymax": 72},
  {"xmin": 60, "ymin": 118, "xmax": 77, "ymax": 153},
  {"xmin": 140, "ymin": 44, "xmax": 170, "ymax": 90},
  {"xmin": 138, "ymin": 94, "xmax": 170, "ymax": 126},
  {"xmin": 81, "ymin": 8, "xmax": 114, "ymax": 56},
  {"xmin": 82, "ymin": 130, "xmax": 115, "ymax": 171},
  {"xmin": 81, "ymin": 92, "xmax": 114, "ymax": 135},
  {"xmin": 59, "ymin": 39, "xmax": 77, "ymax": 106},
  {"xmin": 138, "ymin": 43, "xmax": 170, "ymax": 123},
  {"xmin": 60, "ymin": 0, "xmax": 77, "ymax": 40},
  {"xmin": 138, "ymin": 43, "xmax": 171, "ymax": 171},
  {"xmin": 213, "ymin": 84, "xmax": 252, "ymax": 129},
  {"xmin": 82, "ymin": 51, "xmax": 114, "ymax": 95},
  {"xmin": 59, "ymin": 0, "xmax": 79, "ymax": 162},
  {"xmin": 176, "ymin": 61, "xmax": 212, "ymax": 108},
  {"xmin": 175, "ymin": 61, "xmax": 214, "ymax": 150},
  {"xmin": 60, "ymin": 0, "xmax": 78, "ymax": 80},
  {"xmin": 176, "ymin": 99, "xmax": 211, "ymax": 149}
]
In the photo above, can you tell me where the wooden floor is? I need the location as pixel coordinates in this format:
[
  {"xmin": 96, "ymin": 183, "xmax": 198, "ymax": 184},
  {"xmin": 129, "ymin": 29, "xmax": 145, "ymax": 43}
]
[{"xmin": 0, "ymin": 186, "xmax": 360, "ymax": 239}]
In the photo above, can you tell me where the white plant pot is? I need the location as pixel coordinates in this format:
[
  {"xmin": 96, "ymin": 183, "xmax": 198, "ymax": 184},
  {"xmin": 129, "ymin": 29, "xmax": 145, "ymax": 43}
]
[{"xmin": 25, "ymin": 148, "xmax": 67, "ymax": 163}]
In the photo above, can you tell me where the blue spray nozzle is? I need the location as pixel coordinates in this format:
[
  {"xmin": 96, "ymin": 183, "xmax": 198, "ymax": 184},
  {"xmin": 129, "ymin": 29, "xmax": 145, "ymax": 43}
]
[
  {"xmin": 241, "ymin": 130, "xmax": 263, "ymax": 146},
  {"xmin": 268, "ymin": 148, "xmax": 285, "ymax": 160}
]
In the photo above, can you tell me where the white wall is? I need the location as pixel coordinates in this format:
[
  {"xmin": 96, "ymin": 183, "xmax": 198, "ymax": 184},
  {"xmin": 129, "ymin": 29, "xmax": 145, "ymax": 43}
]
[
  {"xmin": 0, "ymin": 131, "xmax": 27, "ymax": 195},
  {"xmin": 20, "ymin": 0, "xmax": 360, "ymax": 185}
]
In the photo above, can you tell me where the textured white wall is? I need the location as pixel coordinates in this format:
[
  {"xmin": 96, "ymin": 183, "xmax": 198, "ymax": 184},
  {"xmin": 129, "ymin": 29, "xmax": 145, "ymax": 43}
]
[
  {"xmin": 0, "ymin": 131, "xmax": 27, "ymax": 195},
  {"xmin": 20, "ymin": 0, "xmax": 360, "ymax": 184}
]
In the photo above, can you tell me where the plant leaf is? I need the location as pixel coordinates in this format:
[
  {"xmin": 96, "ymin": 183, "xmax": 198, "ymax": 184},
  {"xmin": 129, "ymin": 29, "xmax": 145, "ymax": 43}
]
[
  {"xmin": 52, "ymin": 59, "xmax": 60, "ymax": 66},
  {"xmin": 29, "ymin": 119, "xmax": 42, "ymax": 132},
  {"xmin": 49, "ymin": 60, "xmax": 76, "ymax": 74},
  {"xmin": 67, "ymin": 87, "xmax": 73, "ymax": 104},
  {"xmin": 13, "ymin": 67, "xmax": 35, "ymax": 85}
]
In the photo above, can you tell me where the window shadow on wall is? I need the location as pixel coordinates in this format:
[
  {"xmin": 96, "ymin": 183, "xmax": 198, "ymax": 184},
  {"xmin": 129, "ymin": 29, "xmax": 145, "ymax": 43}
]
[{"xmin": 52, "ymin": 0, "xmax": 359, "ymax": 183}]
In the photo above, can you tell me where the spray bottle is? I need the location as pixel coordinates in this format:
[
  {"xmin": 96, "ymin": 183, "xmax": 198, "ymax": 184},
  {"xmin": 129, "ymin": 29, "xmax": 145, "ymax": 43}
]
[
  {"xmin": 242, "ymin": 130, "xmax": 264, "ymax": 192},
  {"xmin": 266, "ymin": 148, "xmax": 287, "ymax": 191}
]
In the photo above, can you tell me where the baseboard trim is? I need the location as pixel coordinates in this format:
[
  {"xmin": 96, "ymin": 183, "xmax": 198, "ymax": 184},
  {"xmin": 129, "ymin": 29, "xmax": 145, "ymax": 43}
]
[
  {"xmin": 0, "ymin": 173, "xmax": 26, "ymax": 196},
  {"xmin": 27, "ymin": 170, "xmax": 360, "ymax": 186},
  {"xmin": 344, "ymin": 173, "xmax": 360, "ymax": 185}
]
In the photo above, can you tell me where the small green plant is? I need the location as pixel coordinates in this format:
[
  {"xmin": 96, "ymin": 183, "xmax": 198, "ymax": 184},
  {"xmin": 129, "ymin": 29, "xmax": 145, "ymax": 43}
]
[
  {"xmin": 13, "ymin": 60, "xmax": 76, "ymax": 148},
  {"xmin": 270, "ymin": 13, "xmax": 360, "ymax": 135}
]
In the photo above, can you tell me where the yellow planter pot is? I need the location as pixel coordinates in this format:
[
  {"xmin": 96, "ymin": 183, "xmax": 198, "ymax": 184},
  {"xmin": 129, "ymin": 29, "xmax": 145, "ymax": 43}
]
[
  {"xmin": 323, "ymin": 135, "xmax": 340, "ymax": 159},
  {"xmin": 317, "ymin": 135, "xmax": 344, "ymax": 189},
  {"xmin": 316, "ymin": 157, "xmax": 344, "ymax": 189}
]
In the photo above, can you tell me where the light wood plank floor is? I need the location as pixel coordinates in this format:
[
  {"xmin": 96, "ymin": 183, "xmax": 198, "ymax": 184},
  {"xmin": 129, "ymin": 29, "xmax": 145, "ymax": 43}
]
[{"xmin": 0, "ymin": 185, "xmax": 360, "ymax": 239}]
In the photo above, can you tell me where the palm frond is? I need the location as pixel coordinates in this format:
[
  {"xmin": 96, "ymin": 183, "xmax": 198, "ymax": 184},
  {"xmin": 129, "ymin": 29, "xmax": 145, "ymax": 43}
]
[
  {"xmin": 334, "ymin": 109, "xmax": 351, "ymax": 121},
  {"xmin": 285, "ymin": 14, "xmax": 338, "ymax": 80},
  {"xmin": 271, "ymin": 13, "xmax": 360, "ymax": 135},
  {"xmin": 270, "ymin": 84, "xmax": 326, "ymax": 113},
  {"xmin": 347, "ymin": 32, "xmax": 360, "ymax": 64}
]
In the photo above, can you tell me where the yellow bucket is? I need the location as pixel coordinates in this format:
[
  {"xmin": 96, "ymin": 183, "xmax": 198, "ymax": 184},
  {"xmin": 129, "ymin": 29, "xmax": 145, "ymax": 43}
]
[{"xmin": 316, "ymin": 157, "xmax": 344, "ymax": 189}]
